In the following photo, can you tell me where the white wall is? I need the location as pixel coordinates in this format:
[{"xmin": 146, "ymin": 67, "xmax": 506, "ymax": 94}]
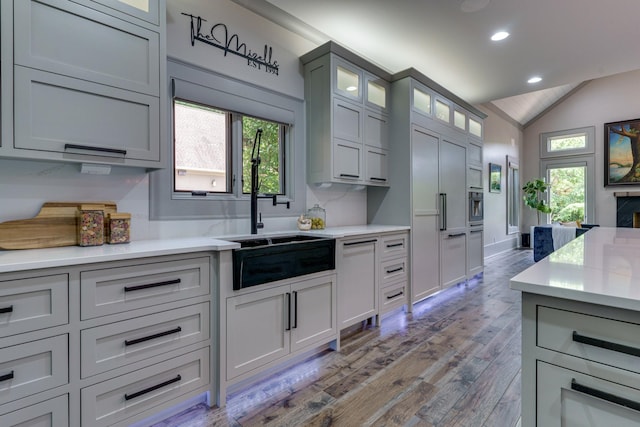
[
  {"xmin": 522, "ymin": 69, "xmax": 640, "ymax": 229},
  {"xmin": 477, "ymin": 105, "xmax": 523, "ymax": 257},
  {"xmin": 0, "ymin": 0, "xmax": 367, "ymax": 241}
]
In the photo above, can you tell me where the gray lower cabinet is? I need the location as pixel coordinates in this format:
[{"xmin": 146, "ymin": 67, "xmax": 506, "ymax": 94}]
[
  {"xmin": 522, "ymin": 293, "xmax": 640, "ymax": 426},
  {"xmin": 224, "ymin": 272, "xmax": 337, "ymax": 383},
  {"xmin": 0, "ymin": 253, "xmax": 214, "ymax": 427},
  {"xmin": 0, "ymin": 0, "xmax": 166, "ymax": 168},
  {"xmin": 337, "ymin": 237, "xmax": 377, "ymax": 329}
]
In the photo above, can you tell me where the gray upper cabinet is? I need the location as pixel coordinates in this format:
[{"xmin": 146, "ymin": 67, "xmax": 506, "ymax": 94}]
[
  {"xmin": 302, "ymin": 42, "xmax": 390, "ymax": 187},
  {"xmin": 0, "ymin": 0, "xmax": 166, "ymax": 168}
]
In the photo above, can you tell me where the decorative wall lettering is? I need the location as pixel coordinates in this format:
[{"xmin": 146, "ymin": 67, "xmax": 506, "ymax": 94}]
[{"xmin": 182, "ymin": 13, "xmax": 279, "ymax": 75}]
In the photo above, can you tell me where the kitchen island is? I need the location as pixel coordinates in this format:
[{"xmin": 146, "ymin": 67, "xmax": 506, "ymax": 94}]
[{"xmin": 510, "ymin": 227, "xmax": 640, "ymax": 426}]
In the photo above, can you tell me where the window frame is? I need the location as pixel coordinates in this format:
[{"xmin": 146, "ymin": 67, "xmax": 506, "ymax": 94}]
[
  {"xmin": 539, "ymin": 126, "xmax": 596, "ymax": 224},
  {"xmin": 540, "ymin": 126, "xmax": 595, "ymax": 158},
  {"xmin": 150, "ymin": 58, "xmax": 305, "ymax": 220},
  {"xmin": 540, "ymin": 155, "xmax": 595, "ymax": 224}
]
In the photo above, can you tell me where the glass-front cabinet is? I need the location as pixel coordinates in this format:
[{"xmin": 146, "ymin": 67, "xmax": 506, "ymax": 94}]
[
  {"xmin": 71, "ymin": 0, "xmax": 160, "ymax": 26},
  {"xmin": 365, "ymin": 73, "xmax": 389, "ymax": 113},
  {"xmin": 435, "ymin": 98, "xmax": 451, "ymax": 123},
  {"xmin": 469, "ymin": 116, "xmax": 483, "ymax": 139},
  {"xmin": 412, "ymin": 87, "xmax": 432, "ymax": 116},
  {"xmin": 302, "ymin": 42, "xmax": 390, "ymax": 187},
  {"xmin": 334, "ymin": 59, "xmax": 362, "ymax": 102}
]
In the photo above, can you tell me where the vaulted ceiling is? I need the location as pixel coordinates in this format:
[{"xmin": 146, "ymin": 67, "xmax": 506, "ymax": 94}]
[{"xmin": 233, "ymin": 0, "xmax": 640, "ymax": 126}]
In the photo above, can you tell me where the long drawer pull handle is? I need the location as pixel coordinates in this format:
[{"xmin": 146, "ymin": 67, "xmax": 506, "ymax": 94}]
[
  {"xmin": 0, "ymin": 371, "xmax": 14, "ymax": 382},
  {"xmin": 344, "ymin": 239, "xmax": 377, "ymax": 247},
  {"xmin": 386, "ymin": 243, "xmax": 403, "ymax": 248},
  {"xmin": 339, "ymin": 173, "xmax": 359, "ymax": 179},
  {"xmin": 124, "ymin": 279, "xmax": 181, "ymax": 293},
  {"xmin": 386, "ymin": 267, "xmax": 404, "ymax": 274},
  {"xmin": 386, "ymin": 291, "xmax": 404, "ymax": 300},
  {"xmin": 124, "ymin": 375, "xmax": 182, "ymax": 401},
  {"xmin": 571, "ymin": 379, "xmax": 640, "ymax": 412},
  {"xmin": 0, "ymin": 305, "xmax": 13, "ymax": 314},
  {"xmin": 285, "ymin": 293, "xmax": 291, "ymax": 331},
  {"xmin": 65, "ymin": 143, "xmax": 127, "ymax": 156},
  {"xmin": 125, "ymin": 327, "xmax": 182, "ymax": 346},
  {"xmin": 292, "ymin": 291, "xmax": 298, "ymax": 329},
  {"xmin": 448, "ymin": 233, "xmax": 466, "ymax": 238},
  {"xmin": 572, "ymin": 331, "xmax": 640, "ymax": 357},
  {"xmin": 369, "ymin": 177, "xmax": 387, "ymax": 182}
]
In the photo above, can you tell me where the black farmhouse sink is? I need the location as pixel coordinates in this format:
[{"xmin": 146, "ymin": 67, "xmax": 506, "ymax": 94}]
[{"xmin": 230, "ymin": 235, "xmax": 335, "ymax": 290}]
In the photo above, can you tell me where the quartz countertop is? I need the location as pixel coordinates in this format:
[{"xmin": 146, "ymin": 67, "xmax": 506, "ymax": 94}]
[
  {"xmin": 510, "ymin": 227, "xmax": 640, "ymax": 311},
  {"xmin": 0, "ymin": 224, "xmax": 409, "ymax": 273}
]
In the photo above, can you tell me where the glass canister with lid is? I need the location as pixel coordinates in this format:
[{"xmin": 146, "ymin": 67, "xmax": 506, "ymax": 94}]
[{"xmin": 306, "ymin": 204, "xmax": 326, "ymax": 229}]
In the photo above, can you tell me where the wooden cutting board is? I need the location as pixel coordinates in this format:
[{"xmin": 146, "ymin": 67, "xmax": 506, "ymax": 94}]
[{"xmin": 0, "ymin": 202, "xmax": 117, "ymax": 250}]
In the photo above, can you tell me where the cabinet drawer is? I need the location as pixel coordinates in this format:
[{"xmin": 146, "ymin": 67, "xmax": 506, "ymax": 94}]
[
  {"xmin": 537, "ymin": 361, "xmax": 640, "ymax": 426},
  {"xmin": 81, "ymin": 303, "xmax": 210, "ymax": 378},
  {"xmin": 0, "ymin": 274, "xmax": 68, "ymax": 338},
  {"xmin": 0, "ymin": 335, "xmax": 68, "ymax": 406},
  {"xmin": 380, "ymin": 281, "xmax": 406, "ymax": 314},
  {"xmin": 15, "ymin": 0, "xmax": 160, "ymax": 95},
  {"xmin": 381, "ymin": 257, "xmax": 408, "ymax": 285},
  {"xmin": 0, "ymin": 394, "xmax": 68, "ymax": 427},
  {"xmin": 14, "ymin": 67, "xmax": 160, "ymax": 163},
  {"xmin": 538, "ymin": 305, "xmax": 640, "ymax": 375},
  {"xmin": 81, "ymin": 347, "xmax": 209, "ymax": 427},
  {"xmin": 380, "ymin": 233, "xmax": 408, "ymax": 259},
  {"xmin": 80, "ymin": 256, "xmax": 210, "ymax": 320}
]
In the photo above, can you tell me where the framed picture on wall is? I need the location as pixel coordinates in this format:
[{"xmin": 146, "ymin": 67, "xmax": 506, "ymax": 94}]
[
  {"xmin": 605, "ymin": 118, "xmax": 640, "ymax": 186},
  {"xmin": 489, "ymin": 163, "xmax": 502, "ymax": 193}
]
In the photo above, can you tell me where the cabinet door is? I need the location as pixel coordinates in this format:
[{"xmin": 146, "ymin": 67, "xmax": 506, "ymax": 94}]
[
  {"xmin": 364, "ymin": 74, "xmax": 389, "ymax": 113},
  {"xmin": 14, "ymin": 67, "xmax": 160, "ymax": 163},
  {"xmin": 467, "ymin": 228, "xmax": 483, "ymax": 276},
  {"xmin": 537, "ymin": 361, "xmax": 640, "ymax": 427},
  {"xmin": 440, "ymin": 232, "xmax": 467, "ymax": 288},
  {"xmin": 290, "ymin": 274, "xmax": 336, "ymax": 353},
  {"xmin": 226, "ymin": 285, "xmax": 289, "ymax": 380},
  {"xmin": 337, "ymin": 238, "xmax": 377, "ymax": 329},
  {"xmin": 365, "ymin": 147, "xmax": 388, "ymax": 185},
  {"xmin": 439, "ymin": 139, "xmax": 466, "ymax": 230},
  {"xmin": 333, "ymin": 98, "xmax": 362, "ymax": 143},
  {"xmin": 333, "ymin": 140, "xmax": 362, "ymax": 181},
  {"xmin": 411, "ymin": 127, "xmax": 440, "ymax": 302},
  {"xmin": 333, "ymin": 58, "xmax": 362, "ymax": 102},
  {"xmin": 14, "ymin": 0, "xmax": 159, "ymax": 95},
  {"xmin": 364, "ymin": 110, "xmax": 389, "ymax": 149}
]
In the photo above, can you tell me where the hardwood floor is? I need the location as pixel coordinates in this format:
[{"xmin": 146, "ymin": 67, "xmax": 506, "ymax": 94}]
[{"xmin": 153, "ymin": 248, "xmax": 535, "ymax": 427}]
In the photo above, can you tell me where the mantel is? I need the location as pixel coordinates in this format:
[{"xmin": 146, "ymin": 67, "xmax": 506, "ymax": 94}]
[{"xmin": 614, "ymin": 191, "xmax": 640, "ymax": 197}]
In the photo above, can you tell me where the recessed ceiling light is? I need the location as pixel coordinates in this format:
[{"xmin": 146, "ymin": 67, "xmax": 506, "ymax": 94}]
[
  {"xmin": 528, "ymin": 76, "xmax": 542, "ymax": 84},
  {"xmin": 491, "ymin": 31, "xmax": 509, "ymax": 41}
]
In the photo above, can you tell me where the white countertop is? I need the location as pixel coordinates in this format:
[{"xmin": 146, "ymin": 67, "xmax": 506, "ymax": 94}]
[
  {"xmin": 510, "ymin": 227, "xmax": 640, "ymax": 311},
  {"xmin": 0, "ymin": 224, "xmax": 409, "ymax": 273}
]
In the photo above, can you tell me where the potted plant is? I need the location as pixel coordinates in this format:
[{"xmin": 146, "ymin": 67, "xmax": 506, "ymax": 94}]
[{"xmin": 523, "ymin": 178, "xmax": 552, "ymax": 225}]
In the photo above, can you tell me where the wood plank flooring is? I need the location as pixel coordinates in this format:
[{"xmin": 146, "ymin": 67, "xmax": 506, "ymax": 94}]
[{"xmin": 153, "ymin": 248, "xmax": 535, "ymax": 427}]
